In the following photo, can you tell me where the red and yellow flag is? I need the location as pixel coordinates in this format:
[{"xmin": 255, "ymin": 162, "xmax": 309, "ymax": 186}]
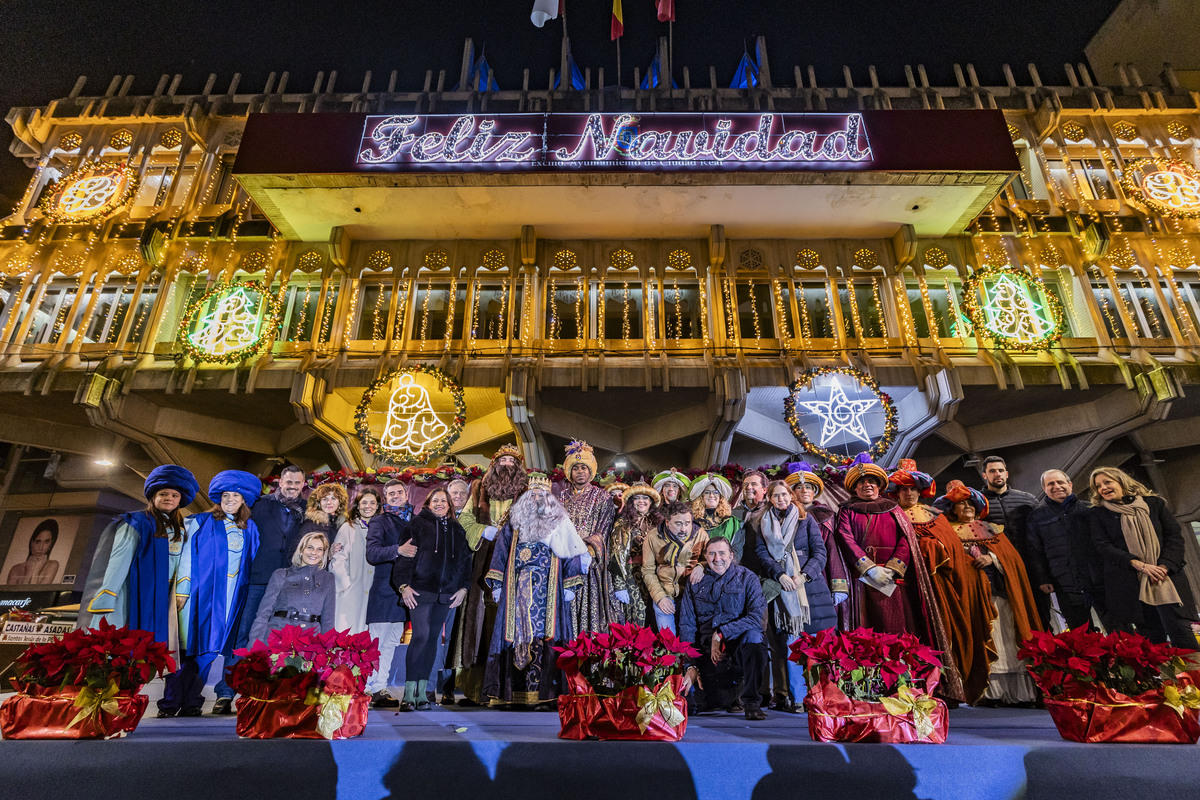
[{"xmin": 611, "ymin": 0, "xmax": 624, "ymax": 39}]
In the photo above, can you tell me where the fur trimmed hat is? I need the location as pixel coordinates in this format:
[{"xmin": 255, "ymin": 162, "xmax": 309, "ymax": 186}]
[
  {"xmin": 886, "ymin": 459, "xmax": 937, "ymax": 499},
  {"xmin": 563, "ymin": 440, "xmax": 598, "ymax": 479},
  {"xmin": 208, "ymin": 470, "xmax": 263, "ymax": 508},
  {"xmin": 783, "ymin": 461, "xmax": 825, "ymax": 497},
  {"xmin": 844, "ymin": 453, "xmax": 889, "ymax": 491},
  {"xmin": 144, "ymin": 465, "xmax": 200, "ymax": 506},
  {"xmin": 621, "ymin": 482, "xmax": 662, "ymax": 507}
]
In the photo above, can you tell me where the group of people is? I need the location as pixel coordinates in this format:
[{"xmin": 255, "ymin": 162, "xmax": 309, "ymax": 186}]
[{"xmin": 77, "ymin": 442, "xmax": 1198, "ymax": 721}]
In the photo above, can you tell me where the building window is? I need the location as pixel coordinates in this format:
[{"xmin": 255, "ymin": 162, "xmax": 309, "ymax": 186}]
[
  {"xmin": 600, "ymin": 281, "xmax": 642, "ymax": 341},
  {"xmin": 472, "ymin": 283, "xmax": 513, "ymax": 341},
  {"xmin": 735, "ymin": 281, "xmax": 775, "ymax": 341},
  {"xmin": 277, "ymin": 274, "xmax": 322, "ymax": 343}
]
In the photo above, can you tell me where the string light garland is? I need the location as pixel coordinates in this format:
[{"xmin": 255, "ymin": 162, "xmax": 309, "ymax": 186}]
[
  {"xmin": 621, "ymin": 280, "xmax": 631, "ymax": 345},
  {"xmin": 722, "ymin": 277, "xmax": 737, "ymax": 339},
  {"xmin": 355, "ymin": 365, "xmax": 466, "ymax": 466},
  {"xmin": 783, "ymin": 366, "xmax": 898, "ymax": 466},
  {"xmin": 177, "ymin": 280, "xmax": 282, "ymax": 363},
  {"xmin": 548, "ymin": 277, "xmax": 559, "ymax": 342},
  {"xmin": 444, "ymin": 274, "xmax": 457, "ymax": 349},
  {"xmin": 772, "ymin": 279, "xmax": 792, "ymax": 340},
  {"xmin": 962, "ymin": 263, "xmax": 1066, "ymax": 351}
]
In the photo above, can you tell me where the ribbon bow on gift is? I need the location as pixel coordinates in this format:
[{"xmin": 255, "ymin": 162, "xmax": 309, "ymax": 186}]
[
  {"xmin": 635, "ymin": 683, "xmax": 685, "ymax": 734},
  {"xmin": 880, "ymin": 684, "xmax": 939, "ymax": 740},
  {"xmin": 68, "ymin": 681, "xmax": 122, "ymax": 729},
  {"xmin": 1163, "ymin": 683, "xmax": 1200, "ymax": 718},
  {"xmin": 305, "ymin": 687, "xmax": 353, "ymax": 740}
]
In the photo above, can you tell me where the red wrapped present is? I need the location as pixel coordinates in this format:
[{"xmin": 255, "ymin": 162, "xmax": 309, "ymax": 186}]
[
  {"xmin": 1041, "ymin": 670, "xmax": 1200, "ymax": 744},
  {"xmin": 558, "ymin": 672, "xmax": 688, "ymax": 741},
  {"xmin": 803, "ymin": 677, "xmax": 949, "ymax": 744},
  {"xmin": 235, "ymin": 669, "xmax": 368, "ymax": 740},
  {"xmin": 0, "ymin": 682, "xmax": 149, "ymax": 740}
]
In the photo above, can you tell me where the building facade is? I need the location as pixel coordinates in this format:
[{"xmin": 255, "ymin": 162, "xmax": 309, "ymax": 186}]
[{"xmin": 2, "ymin": 37, "xmax": 1200, "ymax": 592}]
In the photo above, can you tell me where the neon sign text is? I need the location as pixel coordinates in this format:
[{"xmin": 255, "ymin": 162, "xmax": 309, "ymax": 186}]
[{"xmin": 357, "ymin": 112, "xmax": 872, "ymax": 171}]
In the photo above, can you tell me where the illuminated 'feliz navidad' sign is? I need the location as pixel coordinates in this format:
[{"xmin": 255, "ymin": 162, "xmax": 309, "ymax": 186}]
[{"xmin": 357, "ymin": 112, "xmax": 872, "ymax": 171}]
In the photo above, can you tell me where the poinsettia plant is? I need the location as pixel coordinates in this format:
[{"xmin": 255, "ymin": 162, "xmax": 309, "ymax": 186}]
[
  {"xmin": 228, "ymin": 626, "xmax": 381, "ymax": 694},
  {"xmin": 789, "ymin": 627, "xmax": 943, "ymax": 701},
  {"xmin": 1017, "ymin": 625, "xmax": 1193, "ymax": 698},
  {"xmin": 555, "ymin": 622, "xmax": 700, "ymax": 697},
  {"xmin": 11, "ymin": 619, "xmax": 176, "ymax": 692}
]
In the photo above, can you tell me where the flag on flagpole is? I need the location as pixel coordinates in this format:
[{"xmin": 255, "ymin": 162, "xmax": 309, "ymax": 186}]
[
  {"xmin": 531, "ymin": 0, "xmax": 560, "ymax": 28},
  {"xmin": 611, "ymin": 0, "xmax": 624, "ymax": 39},
  {"xmin": 655, "ymin": 0, "xmax": 674, "ymax": 22}
]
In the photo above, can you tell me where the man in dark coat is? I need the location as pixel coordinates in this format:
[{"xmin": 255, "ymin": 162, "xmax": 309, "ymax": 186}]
[
  {"xmin": 979, "ymin": 456, "xmax": 1038, "ymax": 602},
  {"xmin": 212, "ymin": 464, "xmax": 306, "ymax": 713},
  {"xmin": 364, "ymin": 481, "xmax": 415, "ymax": 707},
  {"xmin": 679, "ymin": 538, "xmax": 769, "ymax": 721},
  {"xmin": 1026, "ymin": 469, "xmax": 1100, "ymax": 629}
]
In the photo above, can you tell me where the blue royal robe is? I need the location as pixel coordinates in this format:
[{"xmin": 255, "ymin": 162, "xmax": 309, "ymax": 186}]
[
  {"xmin": 185, "ymin": 513, "xmax": 259, "ymax": 657},
  {"xmin": 79, "ymin": 511, "xmax": 191, "ymax": 646}
]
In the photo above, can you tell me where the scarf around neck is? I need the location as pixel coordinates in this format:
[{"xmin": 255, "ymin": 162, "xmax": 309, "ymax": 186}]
[
  {"xmin": 1101, "ymin": 496, "xmax": 1182, "ymax": 607},
  {"xmin": 759, "ymin": 504, "xmax": 809, "ymax": 634}
]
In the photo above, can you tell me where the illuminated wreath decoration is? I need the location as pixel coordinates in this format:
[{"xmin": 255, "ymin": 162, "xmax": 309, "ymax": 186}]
[
  {"xmin": 961, "ymin": 265, "xmax": 1065, "ymax": 352},
  {"xmin": 355, "ymin": 365, "xmax": 467, "ymax": 466},
  {"xmin": 39, "ymin": 160, "xmax": 139, "ymax": 224},
  {"xmin": 1119, "ymin": 158, "xmax": 1200, "ymax": 220},
  {"xmin": 177, "ymin": 280, "xmax": 282, "ymax": 364},
  {"xmin": 784, "ymin": 366, "xmax": 897, "ymax": 466}
]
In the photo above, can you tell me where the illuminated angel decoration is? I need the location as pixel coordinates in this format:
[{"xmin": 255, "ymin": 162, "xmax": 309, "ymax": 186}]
[
  {"xmin": 188, "ymin": 287, "xmax": 262, "ymax": 356},
  {"xmin": 380, "ymin": 373, "xmax": 450, "ymax": 455}
]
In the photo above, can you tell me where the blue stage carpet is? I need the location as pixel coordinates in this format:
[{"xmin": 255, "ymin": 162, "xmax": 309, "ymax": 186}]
[{"xmin": 1, "ymin": 705, "xmax": 1196, "ymax": 800}]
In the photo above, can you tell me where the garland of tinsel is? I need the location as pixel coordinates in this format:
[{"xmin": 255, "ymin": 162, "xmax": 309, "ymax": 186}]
[
  {"xmin": 961, "ymin": 264, "xmax": 1066, "ymax": 352},
  {"xmin": 177, "ymin": 280, "xmax": 282, "ymax": 364},
  {"xmin": 354, "ymin": 365, "xmax": 466, "ymax": 466},
  {"xmin": 783, "ymin": 366, "xmax": 898, "ymax": 467},
  {"xmin": 268, "ymin": 461, "xmax": 856, "ymax": 491}
]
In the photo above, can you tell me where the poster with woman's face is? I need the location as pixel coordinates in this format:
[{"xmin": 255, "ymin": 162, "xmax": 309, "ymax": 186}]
[{"xmin": 1, "ymin": 516, "xmax": 79, "ymax": 587}]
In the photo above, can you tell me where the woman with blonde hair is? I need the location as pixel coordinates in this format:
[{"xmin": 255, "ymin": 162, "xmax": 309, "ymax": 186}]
[
  {"xmin": 249, "ymin": 531, "xmax": 337, "ymax": 645},
  {"xmin": 1088, "ymin": 466, "xmax": 1197, "ymax": 648}
]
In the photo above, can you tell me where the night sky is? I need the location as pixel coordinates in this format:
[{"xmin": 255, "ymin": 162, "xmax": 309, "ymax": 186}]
[{"xmin": 0, "ymin": 0, "xmax": 1123, "ymax": 209}]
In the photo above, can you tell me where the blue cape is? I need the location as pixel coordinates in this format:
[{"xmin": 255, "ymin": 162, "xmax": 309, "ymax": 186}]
[
  {"xmin": 186, "ymin": 512, "xmax": 259, "ymax": 656},
  {"xmin": 120, "ymin": 510, "xmax": 178, "ymax": 645}
]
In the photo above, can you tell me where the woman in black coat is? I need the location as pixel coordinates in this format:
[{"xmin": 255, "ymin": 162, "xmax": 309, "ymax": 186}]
[
  {"xmin": 1088, "ymin": 466, "xmax": 1197, "ymax": 648},
  {"xmin": 392, "ymin": 488, "xmax": 472, "ymax": 711}
]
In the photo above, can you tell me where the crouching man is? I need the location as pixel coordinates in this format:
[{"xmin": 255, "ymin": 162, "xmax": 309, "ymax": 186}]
[{"xmin": 678, "ymin": 537, "xmax": 769, "ymax": 720}]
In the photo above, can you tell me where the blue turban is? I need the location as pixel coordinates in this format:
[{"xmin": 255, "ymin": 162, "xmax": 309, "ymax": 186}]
[
  {"xmin": 143, "ymin": 465, "xmax": 200, "ymax": 506},
  {"xmin": 208, "ymin": 470, "xmax": 263, "ymax": 508}
]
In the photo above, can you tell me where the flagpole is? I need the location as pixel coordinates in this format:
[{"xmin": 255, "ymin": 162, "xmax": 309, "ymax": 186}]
[
  {"xmin": 561, "ymin": 1, "xmax": 568, "ymax": 40},
  {"xmin": 616, "ymin": 37, "xmax": 622, "ymax": 89},
  {"xmin": 669, "ymin": 20, "xmax": 674, "ymax": 89}
]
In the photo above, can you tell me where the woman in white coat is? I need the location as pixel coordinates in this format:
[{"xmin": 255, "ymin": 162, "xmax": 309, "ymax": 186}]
[{"xmin": 329, "ymin": 487, "xmax": 381, "ymax": 634}]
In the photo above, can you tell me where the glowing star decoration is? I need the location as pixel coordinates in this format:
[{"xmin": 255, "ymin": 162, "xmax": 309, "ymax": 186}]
[
  {"xmin": 784, "ymin": 367, "xmax": 897, "ymax": 466},
  {"xmin": 980, "ymin": 273, "xmax": 1052, "ymax": 344},
  {"xmin": 355, "ymin": 366, "xmax": 466, "ymax": 466},
  {"xmin": 799, "ymin": 380, "xmax": 879, "ymax": 447},
  {"xmin": 39, "ymin": 161, "xmax": 138, "ymax": 223},
  {"xmin": 1121, "ymin": 159, "xmax": 1200, "ymax": 219},
  {"xmin": 177, "ymin": 281, "xmax": 281, "ymax": 364}
]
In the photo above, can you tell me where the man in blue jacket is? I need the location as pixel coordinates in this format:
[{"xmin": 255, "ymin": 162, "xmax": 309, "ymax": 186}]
[
  {"xmin": 211, "ymin": 465, "xmax": 306, "ymax": 714},
  {"xmin": 679, "ymin": 537, "xmax": 768, "ymax": 721}
]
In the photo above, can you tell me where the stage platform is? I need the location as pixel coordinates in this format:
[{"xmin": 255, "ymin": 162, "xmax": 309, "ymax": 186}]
[{"xmin": 2, "ymin": 703, "xmax": 1197, "ymax": 800}]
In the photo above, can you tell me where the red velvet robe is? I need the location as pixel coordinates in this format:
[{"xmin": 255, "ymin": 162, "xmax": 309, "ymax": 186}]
[
  {"xmin": 906, "ymin": 505, "xmax": 998, "ymax": 704},
  {"xmin": 835, "ymin": 497, "xmax": 965, "ymax": 700}
]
